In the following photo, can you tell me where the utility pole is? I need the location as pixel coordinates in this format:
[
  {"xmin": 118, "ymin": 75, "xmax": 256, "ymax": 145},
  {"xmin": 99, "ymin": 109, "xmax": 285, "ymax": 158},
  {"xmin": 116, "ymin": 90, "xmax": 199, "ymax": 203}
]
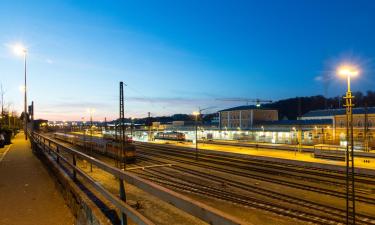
[
  {"xmin": 192, "ymin": 111, "xmax": 200, "ymax": 160},
  {"xmin": 30, "ymin": 101, "xmax": 34, "ymax": 121},
  {"xmin": 119, "ymin": 81, "xmax": 127, "ymax": 225},
  {"xmin": 344, "ymin": 75, "xmax": 356, "ymax": 225},
  {"xmin": 90, "ymin": 110, "xmax": 93, "ymax": 172},
  {"xmin": 0, "ymin": 84, "xmax": 4, "ymax": 117},
  {"xmin": 23, "ymin": 50, "xmax": 28, "ymax": 140},
  {"xmin": 148, "ymin": 112, "xmax": 151, "ymax": 141},
  {"xmin": 119, "ymin": 81, "xmax": 126, "ymax": 170},
  {"xmin": 130, "ymin": 117, "xmax": 134, "ymax": 137},
  {"xmin": 297, "ymin": 97, "xmax": 302, "ymax": 152},
  {"xmin": 195, "ymin": 115, "xmax": 198, "ymax": 160},
  {"xmin": 364, "ymin": 104, "xmax": 369, "ymax": 152}
]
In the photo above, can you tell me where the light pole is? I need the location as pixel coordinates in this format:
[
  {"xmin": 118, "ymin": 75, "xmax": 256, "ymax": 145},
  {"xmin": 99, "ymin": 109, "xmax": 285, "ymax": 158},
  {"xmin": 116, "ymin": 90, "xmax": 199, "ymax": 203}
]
[
  {"xmin": 13, "ymin": 44, "xmax": 28, "ymax": 140},
  {"xmin": 130, "ymin": 117, "xmax": 134, "ymax": 138},
  {"xmin": 87, "ymin": 108, "xmax": 95, "ymax": 172},
  {"xmin": 193, "ymin": 111, "xmax": 200, "ymax": 160},
  {"xmin": 292, "ymin": 127, "xmax": 297, "ymax": 155},
  {"xmin": 338, "ymin": 65, "xmax": 359, "ymax": 225}
]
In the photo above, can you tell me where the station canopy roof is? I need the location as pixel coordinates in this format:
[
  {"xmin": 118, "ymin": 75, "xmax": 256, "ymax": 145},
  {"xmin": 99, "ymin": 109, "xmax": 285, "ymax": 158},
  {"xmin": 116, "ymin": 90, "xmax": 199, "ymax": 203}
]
[
  {"xmin": 302, "ymin": 107, "xmax": 375, "ymax": 118},
  {"xmin": 219, "ymin": 105, "xmax": 274, "ymax": 112},
  {"xmin": 255, "ymin": 119, "xmax": 333, "ymax": 126}
]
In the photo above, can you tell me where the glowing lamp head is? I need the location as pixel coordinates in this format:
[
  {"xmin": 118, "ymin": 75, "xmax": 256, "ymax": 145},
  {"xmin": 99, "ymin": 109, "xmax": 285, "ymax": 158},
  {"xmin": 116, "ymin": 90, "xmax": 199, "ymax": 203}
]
[
  {"xmin": 13, "ymin": 44, "xmax": 27, "ymax": 56},
  {"xmin": 192, "ymin": 111, "xmax": 200, "ymax": 116},
  {"xmin": 87, "ymin": 108, "xmax": 96, "ymax": 114},
  {"xmin": 337, "ymin": 65, "xmax": 359, "ymax": 78},
  {"xmin": 19, "ymin": 85, "xmax": 26, "ymax": 92}
]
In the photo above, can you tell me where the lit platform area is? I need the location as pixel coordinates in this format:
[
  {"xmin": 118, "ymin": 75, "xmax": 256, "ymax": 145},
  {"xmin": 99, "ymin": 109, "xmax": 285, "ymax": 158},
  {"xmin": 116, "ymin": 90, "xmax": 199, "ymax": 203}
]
[{"xmin": 151, "ymin": 140, "xmax": 375, "ymax": 170}]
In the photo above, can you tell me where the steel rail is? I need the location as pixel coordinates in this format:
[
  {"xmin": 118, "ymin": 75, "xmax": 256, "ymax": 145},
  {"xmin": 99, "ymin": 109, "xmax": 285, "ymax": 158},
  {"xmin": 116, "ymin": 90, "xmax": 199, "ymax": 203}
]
[
  {"xmin": 136, "ymin": 147, "xmax": 375, "ymax": 204},
  {"xmin": 32, "ymin": 132, "xmax": 154, "ymax": 225},
  {"xmin": 32, "ymin": 132, "xmax": 249, "ymax": 225}
]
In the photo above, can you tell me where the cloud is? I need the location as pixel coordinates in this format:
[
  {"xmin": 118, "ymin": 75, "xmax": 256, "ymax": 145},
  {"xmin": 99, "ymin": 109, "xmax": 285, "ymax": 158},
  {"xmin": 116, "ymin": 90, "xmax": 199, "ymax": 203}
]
[
  {"xmin": 45, "ymin": 58, "xmax": 53, "ymax": 64},
  {"xmin": 314, "ymin": 76, "xmax": 323, "ymax": 81},
  {"xmin": 126, "ymin": 96, "xmax": 214, "ymax": 106},
  {"xmin": 49, "ymin": 101, "xmax": 112, "ymax": 109}
]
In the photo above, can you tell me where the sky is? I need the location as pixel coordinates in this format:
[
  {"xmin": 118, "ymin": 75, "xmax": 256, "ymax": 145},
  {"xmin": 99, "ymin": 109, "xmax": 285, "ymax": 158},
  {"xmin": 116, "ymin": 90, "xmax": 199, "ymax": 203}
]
[{"xmin": 1, "ymin": 0, "xmax": 375, "ymax": 121}]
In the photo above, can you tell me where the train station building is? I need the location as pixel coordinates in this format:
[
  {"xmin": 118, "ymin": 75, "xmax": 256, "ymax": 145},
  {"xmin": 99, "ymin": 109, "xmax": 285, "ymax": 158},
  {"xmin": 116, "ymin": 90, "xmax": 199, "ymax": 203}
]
[{"xmin": 96, "ymin": 105, "xmax": 375, "ymax": 150}]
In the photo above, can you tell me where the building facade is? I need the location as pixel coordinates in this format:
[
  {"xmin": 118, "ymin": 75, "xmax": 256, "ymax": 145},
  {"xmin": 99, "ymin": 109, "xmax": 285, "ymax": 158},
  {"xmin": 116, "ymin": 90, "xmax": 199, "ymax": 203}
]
[
  {"xmin": 219, "ymin": 106, "xmax": 278, "ymax": 129},
  {"xmin": 301, "ymin": 107, "xmax": 375, "ymax": 147}
]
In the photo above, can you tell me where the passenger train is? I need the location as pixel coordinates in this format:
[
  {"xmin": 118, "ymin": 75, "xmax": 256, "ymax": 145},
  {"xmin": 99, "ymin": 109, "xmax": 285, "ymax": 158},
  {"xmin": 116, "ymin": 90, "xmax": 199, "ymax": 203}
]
[
  {"xmin": 154, "ymin": 131, "xmax": 186, "ymax": 141},
  {"xmin": 53, "ymin": 132, "xmax": 136, "ymax": 162}
]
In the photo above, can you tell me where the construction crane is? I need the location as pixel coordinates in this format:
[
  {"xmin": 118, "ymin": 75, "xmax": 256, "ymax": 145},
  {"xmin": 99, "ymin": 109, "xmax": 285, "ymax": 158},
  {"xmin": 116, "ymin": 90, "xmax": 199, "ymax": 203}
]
[
  {"xmin": 198, "ymin": 106, "xmax": 217, "ymax": 114},
  {"xmin": 216, "ymin": 98, "xmax": 273, "ymax": 107},
  {"xmin": 192, "ymin": 106, "xmax": 217, "ymax": 121}
]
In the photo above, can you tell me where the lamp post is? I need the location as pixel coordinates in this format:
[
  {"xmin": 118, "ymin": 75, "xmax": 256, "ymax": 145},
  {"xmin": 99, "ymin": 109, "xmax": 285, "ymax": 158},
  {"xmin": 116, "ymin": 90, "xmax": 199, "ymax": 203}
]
[
  {"xmin": 13, "ymin": 44, "xmax": 28, "ymax": 140},
  {"xmin": 292, "ymin": 127, "xmax": 297, "ymax": 155},
  {"xmin": 130, "ymin": 117, "xmax": 134, "ymax": 138},
  {"xmin": 338, "ymin": 65, "xmax": 359, "ymax": 225},
  {"xmin": 87, "ymin": 108, "xmax": 95, "ymax": 172},
  {"xmin": 193, "ymin": 111, "xmax": 200, "ymax": 160}
]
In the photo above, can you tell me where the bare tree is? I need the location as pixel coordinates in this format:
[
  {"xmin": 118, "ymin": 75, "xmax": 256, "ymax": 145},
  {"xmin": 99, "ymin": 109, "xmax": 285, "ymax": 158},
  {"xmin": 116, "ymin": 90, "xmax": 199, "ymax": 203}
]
[{"xmin": 0, "ymin": 83, "xmax": 6, "ymax": 116}]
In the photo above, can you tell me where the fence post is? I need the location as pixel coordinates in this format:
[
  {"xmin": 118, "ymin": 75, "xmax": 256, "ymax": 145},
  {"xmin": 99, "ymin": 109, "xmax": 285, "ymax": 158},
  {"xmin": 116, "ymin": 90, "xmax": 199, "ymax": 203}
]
[
  {"xmin": 43, "ymin": 138, "xmax": 46, "ymax": 152},
  {"xmin": 56, "ymin": 145, "xmax": 60, "ymax": 164},
  {"xmin": 72, "ymin": 153, "xmax": 77, "ymax": 181},
  {"xmin": 119, "ymin": 179, "xmax": 127, "ymax": 225}
]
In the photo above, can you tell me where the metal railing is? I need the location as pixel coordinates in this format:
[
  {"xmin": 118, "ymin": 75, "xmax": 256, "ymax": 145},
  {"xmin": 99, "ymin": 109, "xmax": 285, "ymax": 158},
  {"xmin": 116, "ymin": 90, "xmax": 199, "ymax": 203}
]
[{"xmin": 30, "ymin": 132, "xmax": 247, "ymax": 225}]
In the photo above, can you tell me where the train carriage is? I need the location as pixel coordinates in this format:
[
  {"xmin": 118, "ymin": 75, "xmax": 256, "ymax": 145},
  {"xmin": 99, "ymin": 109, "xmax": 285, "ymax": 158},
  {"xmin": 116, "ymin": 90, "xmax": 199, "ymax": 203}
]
[
  {"xmin": 53, "ymin": 132, "xmax": 136, "ymax": 162},
  {"xmin": 155, "ymin": 131, "xmax": 186, "ymax": 141}
]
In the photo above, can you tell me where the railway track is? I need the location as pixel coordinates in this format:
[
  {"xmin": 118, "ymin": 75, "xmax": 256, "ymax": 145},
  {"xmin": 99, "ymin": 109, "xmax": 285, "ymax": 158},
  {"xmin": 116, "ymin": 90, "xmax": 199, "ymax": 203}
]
[
  {"xmin": 136, "ymin": 142, "xmax": 375, "ymax": 184},
  {"xmin": 50, "ymin": 135, "xmax": 375, "ymax": 224},
  {"xmin": 136, "ymin": 144, "xmax": 375, "ymax": 204},
  {"xmin": 131, "ymin": 163, "xmax": 375, "ymax": 225}
]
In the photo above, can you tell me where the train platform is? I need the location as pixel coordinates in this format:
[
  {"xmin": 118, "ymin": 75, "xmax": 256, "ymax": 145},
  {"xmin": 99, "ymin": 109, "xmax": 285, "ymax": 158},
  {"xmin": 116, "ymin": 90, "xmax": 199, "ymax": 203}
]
[
  {"xmin": 0, "ymin": 132, "xmax": 74, "ymax": 225},
  {"xmin": 152, "ymin": 140, "xmax": 375, "ymax": 170}
]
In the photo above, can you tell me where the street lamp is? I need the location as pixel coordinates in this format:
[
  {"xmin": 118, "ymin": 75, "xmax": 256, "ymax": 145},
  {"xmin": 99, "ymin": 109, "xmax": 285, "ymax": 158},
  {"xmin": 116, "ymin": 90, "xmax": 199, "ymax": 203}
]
[
  {"xmin": 338, "ymin": 64, "xmax": 359, "ymax": 225},
  {"xmin": 130, "ymin": 117, "xmax": 134, "ymax": 138},
  {"xmin": 87, "ymin": 108, "xmax": 95, "ymax": 172},
  {"xmin": 87, "ymin": 108, "xmax": 96, "ymax": 132},
  {"xmin": 193, "ymin": 111, "xmax": 200, "ymax": 160},
  {"xmin": 13, "ymin": 44, "xmax": 28, "ymax": 140}
]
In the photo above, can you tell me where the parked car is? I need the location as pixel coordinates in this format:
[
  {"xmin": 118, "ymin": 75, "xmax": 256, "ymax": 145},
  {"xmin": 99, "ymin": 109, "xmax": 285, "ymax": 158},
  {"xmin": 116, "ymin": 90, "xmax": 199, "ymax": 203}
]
[{"xmin": 0, "ymin": 133, "xmax": 5, "ymax": 148}]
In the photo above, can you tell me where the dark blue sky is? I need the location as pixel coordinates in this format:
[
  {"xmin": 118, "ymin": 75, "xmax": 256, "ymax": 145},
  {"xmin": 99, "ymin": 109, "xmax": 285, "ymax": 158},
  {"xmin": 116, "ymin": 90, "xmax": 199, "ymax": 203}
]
[{"xmin": 1, "ymin": 0, "xmax": 375, "ymax": 120}]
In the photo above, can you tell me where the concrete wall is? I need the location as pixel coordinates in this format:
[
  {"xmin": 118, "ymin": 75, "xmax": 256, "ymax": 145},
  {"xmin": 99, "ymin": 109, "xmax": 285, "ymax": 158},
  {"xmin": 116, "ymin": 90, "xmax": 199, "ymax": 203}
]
[{"xmin": 33, "ymin": 144, "xmax": 113, "ymax": 225}]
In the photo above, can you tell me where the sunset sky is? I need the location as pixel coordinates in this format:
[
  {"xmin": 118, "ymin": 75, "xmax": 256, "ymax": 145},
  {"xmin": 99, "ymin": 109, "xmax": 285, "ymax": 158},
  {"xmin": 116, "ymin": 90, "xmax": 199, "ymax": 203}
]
[{"xmin": 1, "ymin": 0, "xmax": 375, "ymax": 121}]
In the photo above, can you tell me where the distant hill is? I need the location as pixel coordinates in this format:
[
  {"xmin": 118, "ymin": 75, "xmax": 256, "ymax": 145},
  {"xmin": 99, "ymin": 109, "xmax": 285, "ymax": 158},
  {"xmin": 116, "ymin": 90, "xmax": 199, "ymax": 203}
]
[
  {"xmin": 112, "ymin": 91, "xmax": 375, "ymax": 123},
  {"xmin": 263, "ymin": 90, "xmax": 375, "ymax": 120}
]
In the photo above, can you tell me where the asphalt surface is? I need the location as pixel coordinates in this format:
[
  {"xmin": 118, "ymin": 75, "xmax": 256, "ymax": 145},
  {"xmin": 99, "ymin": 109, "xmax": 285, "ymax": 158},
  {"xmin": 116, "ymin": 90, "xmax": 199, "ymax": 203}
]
[{"xmin": 0, "ymin": 133, "xmax": 74, "ymax": 225}]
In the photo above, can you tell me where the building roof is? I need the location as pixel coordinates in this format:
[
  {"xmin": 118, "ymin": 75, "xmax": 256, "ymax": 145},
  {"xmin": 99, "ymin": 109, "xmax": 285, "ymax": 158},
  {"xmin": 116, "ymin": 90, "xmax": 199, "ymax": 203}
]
[
  {"xmin": 257, "ymin": 119, "xmax": 332, "ymax": 126},
  {"xmin": 219, "ymin": 105, "xmax": 274, "ymax": 112},
  {"xmin": 302, "ymin": 107, "xmax": 375, "ymax": 118}
]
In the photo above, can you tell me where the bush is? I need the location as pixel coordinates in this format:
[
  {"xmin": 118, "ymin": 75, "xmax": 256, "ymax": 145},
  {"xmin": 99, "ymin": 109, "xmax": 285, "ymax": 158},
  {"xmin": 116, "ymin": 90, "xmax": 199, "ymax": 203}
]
[{"xmin": 0, "ymin": 127, "xmax": 13, "ymax": 145}]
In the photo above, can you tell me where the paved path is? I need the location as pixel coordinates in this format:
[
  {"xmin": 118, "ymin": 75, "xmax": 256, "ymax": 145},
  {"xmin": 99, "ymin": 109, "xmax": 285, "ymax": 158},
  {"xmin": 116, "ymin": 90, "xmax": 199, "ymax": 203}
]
[{"xmin": 0, "ymin": 133, "xmax": 74, "ymax": 225}]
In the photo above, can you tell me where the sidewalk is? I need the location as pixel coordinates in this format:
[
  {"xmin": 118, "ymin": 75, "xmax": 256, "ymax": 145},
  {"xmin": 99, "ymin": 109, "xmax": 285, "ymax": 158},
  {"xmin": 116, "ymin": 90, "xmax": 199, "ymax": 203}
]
[{"xmin": 0, "ymin": 133, "xmax": 74, "ymax": 225}]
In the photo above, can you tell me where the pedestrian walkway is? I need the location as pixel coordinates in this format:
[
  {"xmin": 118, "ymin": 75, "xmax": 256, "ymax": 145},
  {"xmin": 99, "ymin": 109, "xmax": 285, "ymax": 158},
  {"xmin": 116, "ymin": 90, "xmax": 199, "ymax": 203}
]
[{"xmin": 0, "ymin": 133, "xmax": 74, "ymax": 225}]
